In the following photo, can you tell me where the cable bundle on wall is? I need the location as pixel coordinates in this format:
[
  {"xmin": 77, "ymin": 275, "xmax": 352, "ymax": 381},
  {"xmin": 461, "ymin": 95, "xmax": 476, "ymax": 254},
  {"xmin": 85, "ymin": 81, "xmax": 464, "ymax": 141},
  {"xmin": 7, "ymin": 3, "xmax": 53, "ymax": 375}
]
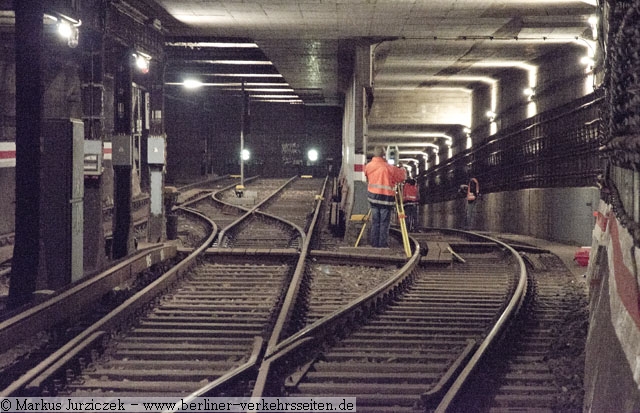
[{"xmin": 600, "ymin": 0, "xmax": 640, "ymax": 247}]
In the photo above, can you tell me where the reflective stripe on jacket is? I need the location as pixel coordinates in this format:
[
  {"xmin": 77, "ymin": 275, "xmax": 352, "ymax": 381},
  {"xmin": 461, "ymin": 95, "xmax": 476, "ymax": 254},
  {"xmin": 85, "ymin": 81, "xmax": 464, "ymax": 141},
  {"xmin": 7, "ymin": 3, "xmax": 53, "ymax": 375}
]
[{"xmin": 365, "ymin": 157, "xmax": 406, "ymax": 206}]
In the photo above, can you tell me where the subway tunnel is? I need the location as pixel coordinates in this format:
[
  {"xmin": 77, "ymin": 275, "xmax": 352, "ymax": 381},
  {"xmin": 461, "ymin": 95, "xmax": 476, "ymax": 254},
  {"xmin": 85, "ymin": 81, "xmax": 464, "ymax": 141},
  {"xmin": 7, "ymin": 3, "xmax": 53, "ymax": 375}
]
[{"xmin": 0, "ymin": 0, "xmax": 638, "ymax": 410}]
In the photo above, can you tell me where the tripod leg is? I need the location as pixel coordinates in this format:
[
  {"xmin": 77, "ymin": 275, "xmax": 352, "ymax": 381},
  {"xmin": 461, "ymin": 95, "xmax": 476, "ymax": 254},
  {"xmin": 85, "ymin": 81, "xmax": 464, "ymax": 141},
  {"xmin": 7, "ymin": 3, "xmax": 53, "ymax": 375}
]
[
  {"xmin": 395, "ymin": 190, "xmax": 411, "ymax": 257},
  {"xmin": 354, "ymin": 209, "xmax": 371, "ymax": 247}
]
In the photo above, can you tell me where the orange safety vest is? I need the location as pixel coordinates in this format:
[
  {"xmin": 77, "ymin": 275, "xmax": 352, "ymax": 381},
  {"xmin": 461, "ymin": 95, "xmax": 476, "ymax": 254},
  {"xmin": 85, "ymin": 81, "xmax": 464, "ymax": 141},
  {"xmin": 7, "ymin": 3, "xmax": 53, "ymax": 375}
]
[
  {"xmin": 467, "ymin": 178, "xmax": 480, "ymax": 202},
  {"xmin": 365, "ymin": 157, "xmax": 406, "ymax": 205},
  {"xmin": 403, "ymin": 183, "xmax": 419, "ymax": 203}
]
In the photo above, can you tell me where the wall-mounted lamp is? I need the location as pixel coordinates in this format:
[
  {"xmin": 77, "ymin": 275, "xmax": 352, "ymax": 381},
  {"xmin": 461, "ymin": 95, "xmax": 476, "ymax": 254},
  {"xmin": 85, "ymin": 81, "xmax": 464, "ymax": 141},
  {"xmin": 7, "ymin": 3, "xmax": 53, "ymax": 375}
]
[
  {"xmin": 307, "ymin": 149, "xmax": 319, "ymax": 162},
  {"xmin": 486, "ymin": 110, "xmax": 496, "ymax": 122},
  {"xmin": 132, "ymin": 51, "xmax": 151, "ymax": 74},
  {"xmin": 581, "ymin": 56, "xmax": 595, "ymax": 72},
  {"xmin": 588, "ymin": 15, "xmax": 598, "ymax": 40},
  {"xmin": 45, "ymin": 13, "xmax": 81, "ymax": 48},
  {"xmin": 463, "ymin": 127, "xmax": 472, "ymax": 149},
  {"xmin": 523, "ymin": 87, "xmax": 536, "ymax": 100}
]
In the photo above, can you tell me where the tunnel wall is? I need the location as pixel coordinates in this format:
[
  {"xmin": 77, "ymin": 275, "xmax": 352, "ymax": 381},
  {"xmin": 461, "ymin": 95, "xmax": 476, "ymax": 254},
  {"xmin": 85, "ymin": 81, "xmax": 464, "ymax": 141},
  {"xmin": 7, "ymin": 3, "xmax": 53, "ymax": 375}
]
[
  {"xmin": 420, "ymin": 186, "xmax": 600, "ymax": 246},
  {"xmin": 582, "ymin": 200, "xmax": 640, "ymax": 412}
]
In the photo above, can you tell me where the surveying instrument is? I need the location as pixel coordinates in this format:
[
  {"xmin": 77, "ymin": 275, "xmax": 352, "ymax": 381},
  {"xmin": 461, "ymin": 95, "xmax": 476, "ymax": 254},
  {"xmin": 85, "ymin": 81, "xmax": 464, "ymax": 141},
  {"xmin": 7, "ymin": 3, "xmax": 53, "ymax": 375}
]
[{"xmin": 355, "ymin": 184, "xmax": 412, "ymax": 257}]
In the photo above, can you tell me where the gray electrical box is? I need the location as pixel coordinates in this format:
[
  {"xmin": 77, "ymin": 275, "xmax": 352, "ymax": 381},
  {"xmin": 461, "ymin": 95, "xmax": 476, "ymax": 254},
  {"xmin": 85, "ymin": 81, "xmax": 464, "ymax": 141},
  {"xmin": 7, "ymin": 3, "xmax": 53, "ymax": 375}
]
[
  {"xmin": 112, "ymin": 134, "xmax": 132, "ymax": 166},
  {"xmin": 84, "ymin": 140, "xmax": 103, "ymax": 175},
  {"xmin": 41, "ymin": 118, "xmax": 84, "ymax": 286},
  {"xmin": 147, "ymin": 135, "xmax": 166, "ymax": 164}
]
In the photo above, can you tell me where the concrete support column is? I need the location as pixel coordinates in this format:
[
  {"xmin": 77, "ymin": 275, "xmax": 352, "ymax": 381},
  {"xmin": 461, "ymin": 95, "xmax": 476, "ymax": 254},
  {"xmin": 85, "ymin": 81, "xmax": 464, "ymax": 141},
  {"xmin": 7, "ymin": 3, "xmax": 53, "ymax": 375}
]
[
  {"xmin": 8, "ymin": 0, "xmax": 44, "ymax": 308},
  {"xmin": 354, "ymin": 43, "xmax": 370, "ymax": 155},
  {"xmin": 81, "ymin": 29, "xmax": 107, "ymax": 272},
  {"xmin": 146, "ymin": 58, "xmax": 166, "ymax": 243},
  {"xmin": 341, "ymin": 43, "xmax": 372, "ymax": 244},
  {"xmin": 471, "ymin": 84, "xmax": 493, "ymax": 142},
  {"xmin": 112, "ymin": 50, "xmax": 134, "ymax": 259}
]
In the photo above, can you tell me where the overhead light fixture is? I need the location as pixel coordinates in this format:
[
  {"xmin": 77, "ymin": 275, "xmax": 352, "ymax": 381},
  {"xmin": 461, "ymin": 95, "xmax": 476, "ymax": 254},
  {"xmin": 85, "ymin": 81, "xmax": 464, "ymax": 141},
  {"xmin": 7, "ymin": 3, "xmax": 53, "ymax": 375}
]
[
  {"xmin": 194, "ymin": 60, "xmax": 273, "ymax": 65},
  {"xmin": 57, "ymin": 20, "xmax": 73, "ymax": 38},
  {"xmin": 46, "ymin": 13, "xmax": 81, "ymax": 48},
  {"xmin": 308, "ymin": 149, "xmax": 319, "ymax": 162},
  {"xmin": 523, "ymin": 87, "xmax": 536, "ymax": 99},
  {"xmin": 581, "ymin": 56, "xmax": 595, "ymax": 67},
  {"xmin": 251, "ymin": 99, "xmax": 304, "ymax": 104},
  {"xmin": 250, "ymin": 94, "xmax": 299, "ymax": 99},
  {"xmin": 183, "ymin": 79, "xmax": 203, "ymax": 89},
  {"xmin": 245, "ymin": 82, "xmax": 290, "ymax": 87},
  {"xmin": 245, "ymin": 88, "xmax": 295, "ymax": 92},
  {"xmin": 133, "ymin": 51, "xmax": 151, "ymax": 74},
  {"xmin": 166, "ymin": 42, "xmax": 259, "ymax": 48},
  {"xmin": 588, "ymin": 15, "xmax": 598, "ymax": 39},
  {"xmin": 211, "ymin": 74, "xmax": 283, "ymax": 78}
]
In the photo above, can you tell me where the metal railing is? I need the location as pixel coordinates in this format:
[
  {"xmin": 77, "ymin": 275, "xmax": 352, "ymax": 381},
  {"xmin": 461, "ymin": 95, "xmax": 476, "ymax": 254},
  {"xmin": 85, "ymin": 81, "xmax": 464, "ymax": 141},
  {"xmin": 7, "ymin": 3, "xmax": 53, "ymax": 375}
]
[{"xmin": 422, "ymin": 92, "xmax": 603, "ymax": 204}]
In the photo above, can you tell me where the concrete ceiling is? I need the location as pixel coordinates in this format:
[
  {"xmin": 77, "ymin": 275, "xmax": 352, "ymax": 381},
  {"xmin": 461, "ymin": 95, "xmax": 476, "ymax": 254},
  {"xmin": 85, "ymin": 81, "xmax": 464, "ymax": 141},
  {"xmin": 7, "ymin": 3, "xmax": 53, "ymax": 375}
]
[
  {"xmin": 147, "ymin": 0, "xmax": 597, "ymax": 154},
  {"xmin": 7, "ymin": 0, "xmax": 590, "ymax": 155}
]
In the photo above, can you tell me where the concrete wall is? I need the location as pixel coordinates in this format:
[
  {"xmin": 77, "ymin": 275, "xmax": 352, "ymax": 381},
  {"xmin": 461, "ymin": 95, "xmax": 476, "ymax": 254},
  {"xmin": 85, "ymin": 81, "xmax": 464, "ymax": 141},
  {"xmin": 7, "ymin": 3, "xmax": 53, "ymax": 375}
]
[
  {"xmin": 583, "ymin": 201, "xmax": 640, "ymax": 412},
  {"xmin": 421, "ymin": 186, "xmax": 600, "ymax": 246},
  {"xmin": 165, "ymin": 92, "xmax": 343, "ymax": 184}
]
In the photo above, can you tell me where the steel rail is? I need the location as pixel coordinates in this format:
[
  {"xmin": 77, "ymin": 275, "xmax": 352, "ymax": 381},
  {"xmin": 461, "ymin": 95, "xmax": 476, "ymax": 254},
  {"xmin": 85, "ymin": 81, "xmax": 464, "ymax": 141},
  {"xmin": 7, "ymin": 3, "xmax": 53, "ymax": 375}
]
[
  {"xmin": 216, "ymin": 176, "xmax": 299, "ymax": 245},
  {"xmin": 179, "ymin": 176, "xmax": 258, "ymax": 209},
  {"xmin": 248, "ymin": 228, "xmax": 525, "ymax": 410},
  {"xmin": 0, "ymin": 243, "xmax": 177, "ymax": 353},
  {"xmin": 165, "ymin": 176, "xmax": 329, "ymax": 400},
  {"xmin": 434, "ymin": 230, "xmax": 529, "ymax": 412},
  {"xmin": 0, "ymin": 208, "xmax": 216, "ymax": 397},
  {"xmin": 250, "ymin": 228, "xmax": 421, "ymax": 398}
]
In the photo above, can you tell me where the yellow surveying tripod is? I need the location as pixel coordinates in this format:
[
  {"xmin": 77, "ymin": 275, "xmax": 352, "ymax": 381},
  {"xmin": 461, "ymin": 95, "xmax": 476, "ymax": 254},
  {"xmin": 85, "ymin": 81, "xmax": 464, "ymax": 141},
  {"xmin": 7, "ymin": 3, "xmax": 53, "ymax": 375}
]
[
  {"xmin": 355, "ymin": 184, "xmax": 412, "ymax": 257},
  {"xmin": 395, "ymin": 184, "xmax": 412, "ymax": 257}
]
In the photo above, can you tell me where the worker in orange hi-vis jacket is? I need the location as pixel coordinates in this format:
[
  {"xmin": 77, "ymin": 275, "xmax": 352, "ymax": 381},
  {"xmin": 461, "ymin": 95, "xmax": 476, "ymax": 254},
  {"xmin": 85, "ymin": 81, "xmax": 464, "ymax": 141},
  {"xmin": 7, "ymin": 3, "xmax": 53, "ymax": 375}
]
[
  {"xmin": 364, "ymin": 146, "xmax": 406, "ymax": 248},
  {"xmin": 460, "ymin": 177, "xmax": 480, "ymax": 230},
  {"xmin": 402, "ymin": 177, "xmax": 420, "ymax": 232}
]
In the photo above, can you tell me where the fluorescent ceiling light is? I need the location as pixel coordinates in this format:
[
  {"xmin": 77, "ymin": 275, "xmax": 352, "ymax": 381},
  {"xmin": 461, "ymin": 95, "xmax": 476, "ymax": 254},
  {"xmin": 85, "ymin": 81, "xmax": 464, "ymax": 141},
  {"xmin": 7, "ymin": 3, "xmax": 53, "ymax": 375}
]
[
  {"xmin": 251, "ymin": 99, "xmax": 304, "ymax": 104},
  {"xmin": 191, "ymin": 60, "xmax": 273, "ymax": 65},
  {"xmin": 167, "ymin": 82, "xmax": 294, "ymax": 93},
  {"xmin": 207, "ymin": 74, "xmax": 283, "ymax": 78},
  {"xmin": 245, "ymin": 82, "xmax": 290, "ymax": 87},
  {"xmin": 250, "ymin": 94, "xmax": 299, "ymax": 99},
  {"xmin": 183, "ymin": 79, "xmax": 203, "ymax": 88},
  {"xmin": 166, "ymin": 42, "xmax": 259, "ymax": 48},
  {"xmin": 244, "ymin": 88, "xmax": 294, "ymax": 92}
]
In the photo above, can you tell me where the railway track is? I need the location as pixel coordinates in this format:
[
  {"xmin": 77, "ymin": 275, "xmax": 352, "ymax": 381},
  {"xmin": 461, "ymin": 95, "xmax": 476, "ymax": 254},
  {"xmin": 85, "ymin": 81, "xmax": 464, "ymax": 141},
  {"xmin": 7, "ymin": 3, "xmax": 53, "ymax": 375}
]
[
  {"xmin": 66, "ymin": 258, "xmax": 293, "ymax": 396},
  {"xmin": 0, "ymin": 176, "xmax": 328, "ymax": 399},
  {"xmin": 215, "ymin": 177, "xmax": 322, "ymax": 249},
  {"xmin": 63, "ymin": 177, "xmax": 323, "ymax": 396},
  {"xmin": 254, "ymin": 230, "xmax": 524, "ymax": 413},
  {"xmin": 0, "ymin": 178, "xmax": 587, "ymax": 412},
  {"xmin": 441, "ymin": 245, "xmax": 588, "ymax": 412}
]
